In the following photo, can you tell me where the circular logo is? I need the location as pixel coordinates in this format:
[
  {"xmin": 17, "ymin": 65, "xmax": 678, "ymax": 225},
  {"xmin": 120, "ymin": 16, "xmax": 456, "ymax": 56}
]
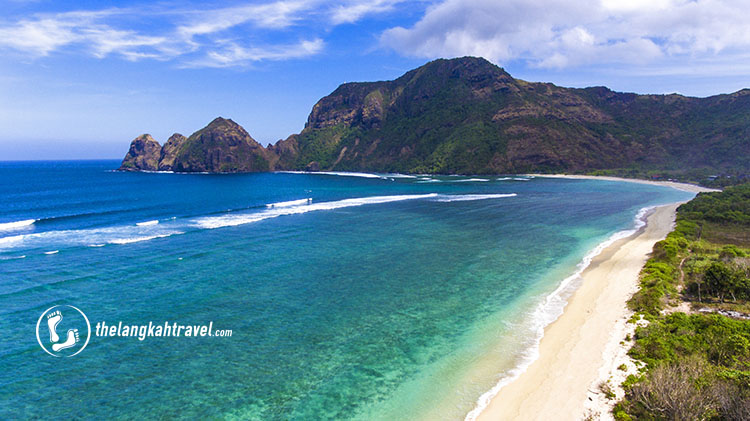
[{"xmin": 36, "ymin": 305, "xmax": 91, "ymax": 357}]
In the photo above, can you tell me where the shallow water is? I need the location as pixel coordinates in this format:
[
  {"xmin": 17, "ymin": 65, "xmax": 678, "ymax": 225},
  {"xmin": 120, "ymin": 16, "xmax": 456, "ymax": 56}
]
[{"xmin": 0, "ymin": 161, "xmax": 693, "ymax": 419}]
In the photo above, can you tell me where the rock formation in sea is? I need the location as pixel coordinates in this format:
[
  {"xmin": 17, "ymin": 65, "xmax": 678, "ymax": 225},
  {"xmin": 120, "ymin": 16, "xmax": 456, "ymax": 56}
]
[
  {"xmin": 119, "ymin": 118, "xmax": 275, "ymax": 173},
  {"xmin": 119, "ymin": 57, "xmax": 750, "ymax": 177},
  {"xmin": 158, "ymin": 133, "xmax": 187, "ymax": 171},
  {"xmin": 119, "ymin": 134, "xmax": 161, "ymax": 172}
]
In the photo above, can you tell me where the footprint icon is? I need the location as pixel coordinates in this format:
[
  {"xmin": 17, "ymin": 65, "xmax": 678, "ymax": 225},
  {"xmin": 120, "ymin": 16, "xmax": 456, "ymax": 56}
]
[
  {"xmin": 47, "ymin": 310, "xmax": 62, "ymax": 343},
  {"xmin": 52, "ymin": 329, "xmax": 79, "ymax": 352}
]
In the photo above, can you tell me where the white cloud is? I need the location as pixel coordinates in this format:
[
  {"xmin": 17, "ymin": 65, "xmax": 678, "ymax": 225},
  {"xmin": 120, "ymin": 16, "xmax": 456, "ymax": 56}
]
[
  {"xmin": 330, "ymin": 0, "xmax": 404, "ymax": 25},
  {"xmin": 81, "ymin": 27, "xmax": 171, "ymax": 60},
  {"xmin": 0, "ymin": 9, "xmax": 178, "ymax": 60},
  {"xmin": 0, "ymin": 18, "xmax": 78, "ymax": 55},
  {"xmin": 0, "ymin": 0, "xmax": 405, "ymax": 67},
  {"xmin": 380, "ymin": 0, "xmax": 750, "ymax": 70},
  {"xmin": 189, "ymin": 38, "xmax": 324, "ymax": 68},
  {"xmin": 176, "ymin": 0, "xmax": 316, "ymax": 39}
]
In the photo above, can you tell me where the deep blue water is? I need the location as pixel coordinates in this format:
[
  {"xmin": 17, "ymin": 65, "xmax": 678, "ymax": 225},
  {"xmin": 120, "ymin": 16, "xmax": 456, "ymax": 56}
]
[{"xmin": 0, "ymin": 161, "xmax": 694, "ymax": 419}]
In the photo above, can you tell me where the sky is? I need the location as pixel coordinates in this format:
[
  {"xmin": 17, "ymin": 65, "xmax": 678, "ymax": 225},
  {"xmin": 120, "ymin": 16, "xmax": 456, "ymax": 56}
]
[{"xmin": 1, "ymin": 0, "xmax": 749, "ymax": 160}]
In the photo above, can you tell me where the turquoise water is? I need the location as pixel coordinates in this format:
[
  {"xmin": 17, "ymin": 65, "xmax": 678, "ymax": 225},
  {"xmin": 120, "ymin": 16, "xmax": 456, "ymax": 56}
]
[{"xmin": 0, "ymin": 161, "xmax": 694, "ymax": 419}]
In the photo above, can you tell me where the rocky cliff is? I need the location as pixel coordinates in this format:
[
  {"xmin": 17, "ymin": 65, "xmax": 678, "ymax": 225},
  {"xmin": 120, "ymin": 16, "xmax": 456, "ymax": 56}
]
[
  {"xmin": 120, "ymin": 134, "xmax": 161, "ymax": 171},
  {"xmin": 118, "ymin": 117, "xmax": 274, "ymax": 173},
  {"xmin": 158, "ymin": 133, "xmax": 187, "ymax": 171},
  {"xmin": 120, "ymin": 57, "xmax": 750, "ymax": 177},
  {"xmin": 276, "ymin": 57, "xmax": 749, "ymax": 175}
]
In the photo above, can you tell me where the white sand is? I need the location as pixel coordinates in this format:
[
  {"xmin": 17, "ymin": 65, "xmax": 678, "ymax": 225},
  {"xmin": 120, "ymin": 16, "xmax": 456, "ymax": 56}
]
[
  {"xmin": 475, "ymin": 202, "xmax": 686, "ymax": 420},
  {"xmin": 526, "ymin": 174, "xmax": 719, "ymax": 193}
]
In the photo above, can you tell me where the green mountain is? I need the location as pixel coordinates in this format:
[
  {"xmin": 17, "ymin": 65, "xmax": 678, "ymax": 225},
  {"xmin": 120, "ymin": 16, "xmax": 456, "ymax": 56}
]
[
  {"xmin": 119, "ymin": 117, "xmax": 275, "ymax": 173},
  {"xmin": 120, "ymin": 134, "xmax": 161, "ymax": 171},
  {"xmin": 273, "ymin": 57, "xmax": 749, "ymax": 177},
  {"xmin": 120, "ymin": 57, "xmax": 749, "ymax": 181}
]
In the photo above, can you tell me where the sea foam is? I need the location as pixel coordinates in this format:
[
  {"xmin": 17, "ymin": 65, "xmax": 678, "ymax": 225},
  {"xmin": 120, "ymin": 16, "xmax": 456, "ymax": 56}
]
[
  {"xmin": 433, "ymin": 194, "xmax": 517, "ymax": 202},
  {"xmin": 0, "ymin": 194, "xmax": 439, "ymax": 251},
  {"xmin": 109, "ymin": 233, "xmax": 179, "ymax": 245},
  {"xmin": 277, "ymin": 170, "xmax": 383, "ymax": 179},
  {"xmin": 193, "ymin": 194, "xmax": 438, "ymax": 229},
  {"xmin": 266, "ymin": 198, "xmax": 311, "ymax": 208},
  {"xmin": 0, "ymin": 234, "xmax": 28, "ymax": 247},
  {"xmin": 449, "ymin": 178, "xmax": 490, "ymax": 182},
  {"xmin": 0, "ymin": 254, "xmax": 26, "ymax": 260},
  {"xmin": 0, "ymin": 219, "xmax": 35, "ymax": 231},
  {"xmin": 464, "ymin": 205, "xmax": 656, "ymax": 421},
  {"xmin": 278, "ymin": 170, "xmax": 418, "ymax": 180}
]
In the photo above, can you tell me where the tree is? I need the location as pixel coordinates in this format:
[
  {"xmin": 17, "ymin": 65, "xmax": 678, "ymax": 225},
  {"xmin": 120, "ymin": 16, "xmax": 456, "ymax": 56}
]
[{"xmin": 704, "ymin": 262, "xmax": 733, "ymax": 302}]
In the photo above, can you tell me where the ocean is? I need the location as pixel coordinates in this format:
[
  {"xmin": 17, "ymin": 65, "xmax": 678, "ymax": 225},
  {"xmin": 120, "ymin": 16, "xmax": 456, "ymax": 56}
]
[{"xmin": 0, "ymin": 161, "xmax": 694, "ymax": 420}]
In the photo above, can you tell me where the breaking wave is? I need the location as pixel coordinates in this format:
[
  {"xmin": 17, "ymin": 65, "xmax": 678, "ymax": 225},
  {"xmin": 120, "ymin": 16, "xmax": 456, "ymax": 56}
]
[{"xmin": 0, "ymin": 219, "xmax": 35, "ymax": 231}]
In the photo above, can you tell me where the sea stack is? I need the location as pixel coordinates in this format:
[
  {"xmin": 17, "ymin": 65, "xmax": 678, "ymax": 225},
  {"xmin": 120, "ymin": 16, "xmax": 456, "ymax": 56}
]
[
  {"xmin": 119, "ymin": 134, "xmax": 161, "ymax": 171},
  {"xmin": 158, "ymin": 133, "xmax": 187, "ymax": 171},
  {"xmin": 171, "ymin": 117, "xmax": 274, "ymax": 172},
  {"xmin": 118, "ymin": 117, "xmax": 276, "ymax": 173}
]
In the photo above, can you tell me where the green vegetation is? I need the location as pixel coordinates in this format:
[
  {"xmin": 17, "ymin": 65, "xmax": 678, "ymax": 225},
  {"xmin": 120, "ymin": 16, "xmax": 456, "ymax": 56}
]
[
  {"xmin": 680, "ymin": 184, "xmax": 750, "ymax": 226},
  {"xmin": 123, "ymin": 58, "xmax": 749, "ymax": 180},
  {"xmin": 292, "ymin": 124, "xmax": 361, "ymax": 170},
  {"xmin": 616, "ymin": 184, "xmax": 750, "ymax": 420},
  {"xmin": 276, "ymin": 57, "xmax": 749, "ymax": 183}
]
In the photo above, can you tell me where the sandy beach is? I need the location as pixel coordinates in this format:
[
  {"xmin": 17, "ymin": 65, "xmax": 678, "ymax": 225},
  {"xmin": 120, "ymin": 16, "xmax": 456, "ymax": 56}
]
[
  {"xmin": 527, "ymin": 174, "xmax": 718, "ymax": 194},
  {"xmin": 475, "ymin": 176, "xmax": 717, "ymax": 421}
]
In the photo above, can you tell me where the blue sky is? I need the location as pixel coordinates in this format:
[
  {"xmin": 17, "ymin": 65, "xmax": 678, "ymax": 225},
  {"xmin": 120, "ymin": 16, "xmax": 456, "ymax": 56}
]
[{"xmin": 1, "ymin": 0, "xmax": 749, "ymax": 160}]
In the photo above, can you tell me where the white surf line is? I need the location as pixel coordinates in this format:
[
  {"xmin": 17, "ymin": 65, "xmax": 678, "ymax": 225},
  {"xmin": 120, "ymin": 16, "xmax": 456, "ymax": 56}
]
[
  {"xmin": 432, "ymin": 194, "xmax": 517, "ymax": 202},
  {"xmin": 276, "ymin": 170, "xmax": 383, "ymax": 179},
  {"xmin": 0, "ymin": 219, "xmax": 35, "ymax": 231},
  {"xmin": 266, "ymin": 198, "xmax": 312, "ymax": 208},
  {"xmin": 6, "ymin": 192, "xmax": 514, "ymax": 250},
  {"xmin": 193, "ymin": 194, "xmax": 438, "ymax": 229},
  {"xmin": 464, "ymin": 205, "xmax": 655, "ymax": 421},
  {"xmin": 108, "ymin": 233, "xmax": 182, "ymax": 245}
]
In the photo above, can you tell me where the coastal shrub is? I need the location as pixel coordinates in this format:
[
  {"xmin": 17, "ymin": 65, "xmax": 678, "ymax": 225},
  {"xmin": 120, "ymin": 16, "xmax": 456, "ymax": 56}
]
[
  {"xmin": 673, "ymin": 220, "xmax": 699, "ymax": 240},
  {"xmin": 720, "ymin": 245, "xmax": 746, "ymax": 259},
  {"xmin": 612, "ymin": 405, "xmax": 632, "ymax": 421},
  {"xmin": 701, "ymin": 261, "xmax": 750, "ymax": 302},
  {"xmin": 704, "ymin": 262, "xmax": 735, "ymax": 302},
  {"xmin": 629, "ymin": 313, "xmax": 750, "ymax": 370},
  {"xmin": 711, "ymin": 378, "xmax": 750, "ymax": 420},
  {"xmin": 618, "ymin": 185, "xmax": 750, "ymax": 420},
  {"xmin": 679, "ymin": 184, "xmax": 750, "ymax": 226},
  {"xmin": 629, "ymin": 260, "xmax": 680, "ymax": 314},
  {"xmin": 624, "ymin": 356, "xmax": 717, "ymax": 421},
  {"xmin": 600, "ymin": 381, "xmax": 616, "ymax": 399},
  {"xmin": 658, "ymin": 238, "xmax": 682, "ymax": 261},
  {"xmin": 628, "ymin": 288, "xmax": 663, "ymax": 315},
  {"xmin": 622, "ymin": 374, "xmax": 642, "ymax": 390}
]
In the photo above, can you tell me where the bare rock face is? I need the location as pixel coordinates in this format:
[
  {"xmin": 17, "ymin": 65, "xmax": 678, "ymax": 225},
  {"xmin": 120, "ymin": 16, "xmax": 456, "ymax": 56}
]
[
  {"xmin": 118, "ymin": 118, "xmax": 277, "ymax": 173},
  {"xmin": 119, "ymin": 134, "xmax": 161, "ymax": 171},
  {"xmin": 267, "ymin": 134, "xmax": 299, "ymax": 166},
  {"xmin": 171, "ymin": 117, "xmax": 275, "ymax": 173},
  {"xmin": 158, "ymin": 133, "xmax": 187, "ymax": 171},
  {"xmin": 119, "ymin": 57, "xmax": 749, "ymax": 176},
  {"xmin": 272, "ymin": 56, "xmax": 750, "ymax": 175}
]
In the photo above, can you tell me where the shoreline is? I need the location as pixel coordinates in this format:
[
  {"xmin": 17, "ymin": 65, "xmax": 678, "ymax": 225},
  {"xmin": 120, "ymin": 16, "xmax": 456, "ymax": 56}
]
[
  {"xmin": 465, "ymin": 174, "xmax": 719, "ymax": 421},
  {"xmin": 525, "ymin": 173, "xmax": 720, "ymax": 193},
  {"xmin": 472, "ymin": 202, "xmax": 685, "ymax": 420}
]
